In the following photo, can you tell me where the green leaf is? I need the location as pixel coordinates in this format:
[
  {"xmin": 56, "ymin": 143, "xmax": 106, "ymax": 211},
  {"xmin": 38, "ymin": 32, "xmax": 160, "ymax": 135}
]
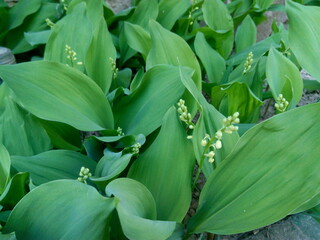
[
  {"xmin": 5, "ymin": 2, "xmax": 60, "ymax": 54},
  {"xmin": 85, "ymin": 17, "xmax": 116, "ymax": 93},
  {"xmin": 124, "ymin": 22, "xmax": 151, "ymax": 57},
  {"xmin": 157, "ymin": 0, "xmax": 190, "ymax": 30},
  {"xmin": 255, "ymin": 0, "xmax": 274, "ymax": 10},
  {"xmin": 127, "ymin": 0, "xmax": 159, "ymax": 28},
  {"xmin": 211, "ymin": 82, "xmax": 263, "ymax": 123},
  {"xmin": 146, "ymin": 20, "xmax": 202, "ymax": 114},
  {"xmin": 4, "ymin": 180, "xmax": 115, "ymax": 240},
  {"xmin": 11, "ymin": 150, "xmax": 96, "ymax": 186},
  {"xmin": 0, "ymin": 61, "xmax": 114, "ymax": 131},
  {"xmin": 119, "ymin": 0, "xmax": 158, "ymax": 64},
  {"xmin": 0, "ymin": 144, "xmax": 10, "ymax": 194},
  {"xmin": 68, "ymin": 0, "xmax": 104, "ymax": 26},
  {"xmin": 227, "ymin": 33, "xmax": 281, "ymax": 66},
  {"xmin": 235, "ymin": 15, "xmax": 256, "ymax": 53},
  {"xmin": 91, "ymin": 151, "xmax": 133, "ymax": 189},
  {"xmin": 6, "ymin": 0, "xmax": 41, "ymax": 30},
  {"xmin": 114, "ymin": 65, "xmax": 188, "ymax": 136},
  {"xmin": 44, "ymin": 3, "xmax": 92, "ymax": 72},
  {"xmin": 266, "ymin": 47, "xmax": 303, "ymax": 108},
  {"xmin": 39, "ymin": 120, "xmax": 81, "ymax": 151},
  {"xmin": 0, "ymin": 84, "xmax": 52, "ymax": 156},
  {"xmin": 147, "ymin": 20, "xmax": 201, "ymax": 89},
  {"xmin": 194, "ymin": 32, "xmax": 226, "ymax": 84},
  {"xmin": 202, "ymin": 0, "xmax": 234, "ymax": 58},
  {"xmin": 128, "ymin": 107, "xmax": 195, "ymax": 221},
  {"xmin": 286, "ymin": 0, "xmax": 320, "ymax": 81},
  {"xmin": 105, "ymin": 178, "xmax": 177, "ymax": 240},
  {"xmin": 0, "ymin": 173, "xmax": 29, "ymax": 210},
  {"xmin": 0, "ymin": 232, "xmax": 16, "ymax": 240},
  {"xmin": 24, "ymin": 30, "xmax": 51, "ymax": 46},
  {"xmin": 188, "ymin": 103, "xmax": 320, "ymax": 234}
]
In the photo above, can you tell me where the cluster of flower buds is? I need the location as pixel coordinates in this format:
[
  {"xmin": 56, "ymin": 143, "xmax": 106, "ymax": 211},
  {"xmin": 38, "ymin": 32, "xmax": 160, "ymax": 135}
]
[
  {"xmin": 117, "ymin": 127, "xmax": 124, "ymax": 136},
  {"xmin": 201, "ymin": 112, "xmax": 240, "ymax": 163},
  {"xmin": 109, "ymin": 57, "xmax": 118, "ymax": 80},
  {"xmin": 188, "ymin": 1, "xmax": 200, "ymax": 26},
  {"xmin": 243, "ymin": 51, "xmax": 253, "ymax": 75},
  {"xmin": 177, "ymin": 99, "xmax": 195, "ymax": 139},
  {"xmin": 61, "ymin": 0, "xmax": 68, "ymax": 11},
  {"xmin": 274, "ymin": 94, "xmax": 289, "ymax": 112},
  {"xmin": 77, "ymin": 167, "xmax": 92, "ymax": 184},
  {"xmin": 45, "ymin": 18, "xmax": 55, "ymax": 28},
  {"xmin": 222, "ymin": 112, "xmax": 240, "ymax": 134},
  {"xmin": 65, "ymin": 45, "xmax": 83, "ymax": 66},
  {"xmin": 132, "ymin": 143, "xmax": 141, "ymax": 155}
]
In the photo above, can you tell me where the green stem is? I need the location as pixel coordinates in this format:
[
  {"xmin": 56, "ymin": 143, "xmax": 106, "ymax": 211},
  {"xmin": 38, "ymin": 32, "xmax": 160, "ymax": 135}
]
[{"xmin": 191, "ymin": 135, "xmax": 217, "ymax": 191}]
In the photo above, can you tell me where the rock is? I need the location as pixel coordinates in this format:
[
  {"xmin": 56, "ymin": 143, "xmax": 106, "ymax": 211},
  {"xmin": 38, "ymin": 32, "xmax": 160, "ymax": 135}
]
[
  {"xmin": 0, "ymin": 47, "xmax": 16, "ymax": 65},
  {"xmin": 105, "ymin": 0, "xmax": 131, "ymax": 14},
  {"xmin": 218, "ymin": 214, "xmax": 320, "ymax": 240}
]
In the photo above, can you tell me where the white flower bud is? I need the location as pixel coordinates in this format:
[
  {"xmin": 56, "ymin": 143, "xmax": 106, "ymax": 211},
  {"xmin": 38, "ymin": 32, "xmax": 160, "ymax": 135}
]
[
  {"xmin": 201, "ymin": 139, "xmax": 207, "ymax": 146},
  {"xmin": 215, "ymin": 140, "xmax": 222, "ymax": 149},
  {"xmin": 208, "ymin": 158, "xmax": 215, "ymax": 163},
  {"xmin": 207, "ymin": 151, "xmax": 215, "ymax": 158},
  {"xmin": 233, "ymin": 117, "xmax": 240, "ymax": 124},
  {"xmin": 187, "ymin": 135, "xmax": 193, "ymax": 139},
  {"xmin": 216, "ymin": 130, "xmax": 223, "ymax": 139},
  {"xmin": 189, "ymin": 125, "xmax": 194, "ymax": 129},
  {"xmin": 233, "ymin": 112, "xmax": 240, "ymax": 118}
]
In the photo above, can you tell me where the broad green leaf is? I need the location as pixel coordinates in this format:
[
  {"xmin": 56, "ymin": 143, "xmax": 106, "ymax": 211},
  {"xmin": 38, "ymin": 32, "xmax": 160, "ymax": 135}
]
[
  {"xmin": 119, "ymin": 0, "xmax": 158, "ymax": 64},
  {"xmin": 0, "ymin": 144, "xmax": 10, "ymax": 194},
  {"xmin": 0, "ymin": 61, "xmax": 114, "ymax": 131},
  {"xmin": 128, "ymin": 107, "xmax": 195, "ymax": 221},
  {"xmin": 92, "ymin": 151, "xmax": 133, "ymax": 189},
  {"xmin": 4, "ymin": 180, "xmax": 115, "ymax": 240},
  {"xmin": 202, "ymin": 0, "xmax": 234, "ymax": 58},
  {"xmin": 235, "ymin": 15, "xmax": 256, "ymax": 53},
  {"xmin": 105, "ymin": 178, "xmax": 177, "ymax": 240},
  {"xmin": 127, "ymin": 0, "xmax": 158, "ymax": 28},
  {"xmin": 157, "ymin": 0, "xmax": 190, "ymax": 30},
  {"xmin": 6, "ymin": 0, "xmax": 41, "ymax": 30},
  {"xmin": 0, "ymin": 232, "xmax": 16, "ymax": 240},
  {"xmin": 114, "ymin": 65, "xmax": 188, "ymax": 136},
  {"xmin": 286, "ymin": 0, "xmax": 320, "ymax": 81},
  {"xmin": 0, "ymin": 84, "xmax": 51, "ymax": 156},
  {"xmin": 254, "ymin": 0, "xmax": 274, "ymax": 10},
  {"xmin": 39, "ymin": 120, "xmax": 81, "ymax": 151},
  {"xmin": 291, "ymin": 192, "xmax": 320, "ymax": 214},
  {"xmin": 188, "ymin": 103, "xmax": 320, "ymax": 234},
  {"xmin": 116, "ymin": 68, "xmax": 132, "ymax": 88},
  {"xmin": 194, "ymin": 32, "xmax": 226, "ymax": 84},
  {"xmin": 24, "ymin": 30, "xmax": 51, "ymax": 46},
  {"xmin": 146, "ymin": 20, "xmax": 201, "ymax": 114},
  {"xmin": 6, "ymin": 2, "xmax": 60, "ymax": 54},
  {"xmin": 85, "ymin": 17, "xmax": 116, "ymax": 93},
  {"xmin": 44, "ymin": 3, "xmax": 92, "ymax": 72},
  {"xmin": 211, "ymin": 82, "xmax": 263, "ymax": 123},
  {"xmin": 68, "ymin": 0, "xmax": 104, "ymax": 26},
  {"xmin": 227, "ymin": 33, "xmax": 281, "ymax": 66},
  {"xmin": 0, "ymin": 173, "xmax": 29, "ymax": 210},
  {"xmin": 146, "ymin": 20, "xmax": 201, "ymax": 89},
  {"xmin": 95, "ymin": 133, "xmax": 145, "ymax": 149},
  {"xmin": 179, "ymin": 68, "xmax": 239, "ymax": 178},
  {"xmin": 124, "ymin": 22, "xmax": 151, "ymax": 57},
  {"xmin": 266, "ymin": 47, "xmax": 303, "ymax": 108},
  {"xmin": 11, "ymin": 150, "xmax": 96, "ymax": 186}
]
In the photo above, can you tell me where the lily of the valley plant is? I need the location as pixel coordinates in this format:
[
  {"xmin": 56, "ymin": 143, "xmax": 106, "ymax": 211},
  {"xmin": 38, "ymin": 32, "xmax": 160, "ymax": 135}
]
[{"xmin": 1, "ymin": 0, "xmax": 320, "ymax": 239}]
